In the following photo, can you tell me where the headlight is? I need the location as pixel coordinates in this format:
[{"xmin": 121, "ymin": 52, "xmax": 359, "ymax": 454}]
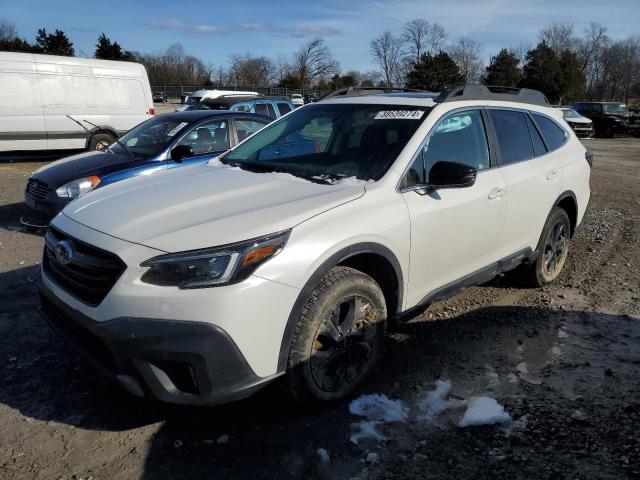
[
  {"xmin": 140, "ymin": 230, "xmax": 291, "ymax": 288},
  {"xmin": 56, "ymin": 176, "xmax": 100, "ymax": 198}
]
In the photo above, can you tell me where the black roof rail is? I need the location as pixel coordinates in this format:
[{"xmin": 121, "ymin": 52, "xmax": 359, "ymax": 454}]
[
  {"xmin": 319, "ymin": 86, "xmax": 429, "ymax": 101},
  {"xmin": 435, "ymin": 84, "xmax": 550, "ymax": 106}
]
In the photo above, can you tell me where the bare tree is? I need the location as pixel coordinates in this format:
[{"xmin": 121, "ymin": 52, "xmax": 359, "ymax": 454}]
[
  {"xmin": 0, "ymin": 20, "xmax": 18, "ymax": 41},
  {"xmin": 370, "ymin": 31, "xmax": 404, "ymax": 86},
  {"xmin": 228, "ymin": 53, "xmax": 274, "ymax": 86},
  {"xmin": 449, "ymin": 37, "xmax": 484, "ymax": 83},
  {"xmin": 274, "ymin": 54, "xmax": 292, "ymax": 85},
  {"xmin": 292, "ymin": 38, "xmax": 339, "ymax": 88},
  {"xmin": 539, "ymin": 22, "xmax": 577, "ymax": 55},
  {"xmin": 401, "ymin": 19, "xmax": 447, "ymax": 62},
  {"xmin": 509, "ymin": 41, "xmax": 532, "ymax": 66}
]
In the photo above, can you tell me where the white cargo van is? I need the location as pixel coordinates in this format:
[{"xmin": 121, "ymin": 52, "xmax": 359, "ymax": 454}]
[{"xmin": 0, "ymin": 52, "xmax": 154, "ymax": 152}]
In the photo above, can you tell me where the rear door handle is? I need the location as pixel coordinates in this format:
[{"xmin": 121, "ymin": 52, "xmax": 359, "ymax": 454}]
[
  {"xmin": 546, "ymin": 170, "xmax": 559, "ymax": 181},
  {"xmin": 488, "ymin": 187, "xmax": 505, "ymax": 200}
]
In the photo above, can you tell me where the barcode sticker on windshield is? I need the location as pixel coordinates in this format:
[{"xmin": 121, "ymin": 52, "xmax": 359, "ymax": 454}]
[
  {"xmin": 374, "ymin": 110, "xmax": 424, "ymax": 120},
  {"xmin": 167, "ymin": 122, "xmax": 188, "ymax": 137}
]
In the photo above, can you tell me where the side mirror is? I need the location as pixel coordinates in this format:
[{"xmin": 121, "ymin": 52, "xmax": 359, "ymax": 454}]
[
  {"xmin": 428, "ymin": 161, "xmax": 477, "ymax": 189},
  {"xmin": 170, "ymin": 145, "xmax": 194, "ymax": 162}
]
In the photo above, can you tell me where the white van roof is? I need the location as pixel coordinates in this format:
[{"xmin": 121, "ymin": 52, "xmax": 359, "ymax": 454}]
[{"xmin": 0, "ymin": 51, "xmax": 147, "ymax": 77}]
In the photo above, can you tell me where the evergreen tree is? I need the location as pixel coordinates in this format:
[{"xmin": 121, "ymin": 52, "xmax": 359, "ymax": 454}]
[
  {"xmin": 406, "ymin": 51, "xmax": 463, "ymax": 91},
  {"xmin": 558, "ymin": 49, "xmax": 585, "ymax": 104},
  {"xmin": 482, "ymin": 49, "xmax": 521, "ymax": 86},
  {"xmin": 520, "ymin": 42, "xmax": 563, "ymax": 103},
  {"xmin": 35, "ymin": 28, "xmax": 74, "ymax": 56}
]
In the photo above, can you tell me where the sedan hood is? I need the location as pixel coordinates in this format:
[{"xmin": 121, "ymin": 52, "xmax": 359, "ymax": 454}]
[
  {"xmin": 32, "ymin": 150, "xmax": 144, "ymax": 188},
  {"xmin": 62, "ymin": 163, "xmax": 365, "ymax": 252}
]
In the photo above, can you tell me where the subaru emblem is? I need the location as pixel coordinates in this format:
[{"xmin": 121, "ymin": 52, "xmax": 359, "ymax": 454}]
[{"xmin": 54, "ymin": 240, "xmax": 74, "ymax": 266}]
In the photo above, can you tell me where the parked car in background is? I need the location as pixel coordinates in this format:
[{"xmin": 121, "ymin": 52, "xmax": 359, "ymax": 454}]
[
  {"xmin": 152, "ymin": 92, "xmax": 168, "ymax": 103},
  {"xmin": 558, "ymin": 107, "xmax": 593, "ymax": 137},
  {"xmin": 0, "ymin": 52, "xmax": 154, "ymax": 152},
  {"xmin": 175, "ymin": 89, "xmax": 260, "ymax": 111},
  {"xmin": 188, "ymin": 96, "xmax": 294, "ymax": 119},
  {"xmin": 573, "ymin": 101, "xmax": 640, "ymax": 138},
  {"xmin": 25, "ymin": 111, "xmax": 270, "ymax": 219},
  {"xmin": 290, "ymin": 94, "xmax": 304, "ymax": 107},
  {"xmin": 38, "ymin": 84, "xmax": 590, "ymax": 407},
  {"xmin": 303, "ymin": 93, "xmax": 319, "ymax": 104}
]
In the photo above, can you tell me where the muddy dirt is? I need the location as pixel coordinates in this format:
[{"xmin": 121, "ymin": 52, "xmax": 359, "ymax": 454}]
[{"xmin": 0, "ymin": 138, "xmax": 639, "ymax": 480}]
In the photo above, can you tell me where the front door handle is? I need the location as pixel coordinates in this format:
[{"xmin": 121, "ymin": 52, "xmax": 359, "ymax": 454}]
[
  {"xmin": 488, "ymin": 187, "xmax": 505, "ymax": 200},
  {"xmin": 546, "ymin": 170, "xmax": 559, "ymax": 181}
]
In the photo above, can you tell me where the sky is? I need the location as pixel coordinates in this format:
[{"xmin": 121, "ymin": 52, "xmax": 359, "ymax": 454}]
[{"xmin": 1, "ymin": 0, "xmax": 638, "ymax": 72}]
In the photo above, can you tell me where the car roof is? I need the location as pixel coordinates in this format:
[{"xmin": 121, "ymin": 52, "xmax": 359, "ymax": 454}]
[{"xmin": 154, "ymin": 110, "xmax": 271, "ymax": 122}]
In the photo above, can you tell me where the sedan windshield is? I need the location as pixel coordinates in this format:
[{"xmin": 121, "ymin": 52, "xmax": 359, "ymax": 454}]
[
  {"xmin": 224, "ymin": 104, "xmax": 429, "ymax": 183},
  {"xmin": 110, "ymin": 117, "xmax": 189, "ymax": 158}
]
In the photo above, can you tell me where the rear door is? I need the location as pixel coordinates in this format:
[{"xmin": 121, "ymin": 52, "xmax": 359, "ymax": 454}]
[
  {"xmin": 487, "ymin": 108, "xmax": 565, "ymax": 258},
  {"xmin": 0, "ymin": 59, "xmax": 47, "ymax": 151}
]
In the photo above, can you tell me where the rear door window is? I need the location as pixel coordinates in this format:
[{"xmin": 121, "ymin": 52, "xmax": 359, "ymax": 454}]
[
  {"xmin": 532, "ymin": 114, "xmax": 567, "ymax": 151},
  {"xmin": 526, "ymin": 115, "xmax": 547, "ymax": 156},
  {"xmin": 489, "ymin": 110, "xmax": 534, "ymax": 165},
  {"xmin": 277, "ymin": 103, "xmax": 292, "ymax": 116}
]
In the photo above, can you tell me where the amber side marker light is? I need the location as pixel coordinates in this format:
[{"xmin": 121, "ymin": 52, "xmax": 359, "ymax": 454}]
[{"xmin": 243, "ymin": 244, "xmax": 279, "ymax": 268}]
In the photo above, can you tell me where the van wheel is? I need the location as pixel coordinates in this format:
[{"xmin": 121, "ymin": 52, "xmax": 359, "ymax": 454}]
[
  {"xmin": 284, "ymin": 267, "xmax": 387, "ymax": 404},
  {"xmin": 521, "ymin": 207, "xmax": 571, "ymax": 287},
  {"xmin": 89, "ymin": 133, "xmax": 115, "ymax": 151}
]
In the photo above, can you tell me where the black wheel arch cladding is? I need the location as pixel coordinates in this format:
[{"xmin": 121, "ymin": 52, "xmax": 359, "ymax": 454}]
[{"xmin": 277, "ymin": 242, "xmax": 403, "ymax": 372}]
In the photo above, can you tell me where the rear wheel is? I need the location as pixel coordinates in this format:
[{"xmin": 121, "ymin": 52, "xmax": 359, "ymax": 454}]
[
  {"xmin": 89, "ymin": 132, "xmax": 116, "ymax": 151},
  {"xmin": 521, "ymin": 207, "xmax": 571, "ymax": 287},
  {"xmin": 284, "ymin": 267, "xmax": 387, "ymax": 404}
]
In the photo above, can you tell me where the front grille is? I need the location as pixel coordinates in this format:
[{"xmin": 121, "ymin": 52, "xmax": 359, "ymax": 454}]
[
  {"xmin": 42, "ymin": 227, "xmax": 125, "ymax": 305},
  {"xmin": 41, "ymin": 294, "xmax": 118, "ymax": 374},
  {"xmin": 26, "ymin": 179, "xmax": 49, "ymax": 199}
]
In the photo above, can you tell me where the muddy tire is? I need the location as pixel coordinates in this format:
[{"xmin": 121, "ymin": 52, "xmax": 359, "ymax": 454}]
[
  {"xmin": 521, "ymin": 207, "xmax": 571, "ymax": 287},
  {"xmin": 89, "ymin": 132, "xmax": 115, "ymax": 151},
  {"xmin": 284, "ymin": 266, "xmax": 387, "ymax": 405}
]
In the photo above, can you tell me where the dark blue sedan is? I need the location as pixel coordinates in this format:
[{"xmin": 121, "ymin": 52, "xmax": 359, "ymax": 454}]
[{"xmin": 25, "ymin": 110, "xmax": 271, "ymax": 219}]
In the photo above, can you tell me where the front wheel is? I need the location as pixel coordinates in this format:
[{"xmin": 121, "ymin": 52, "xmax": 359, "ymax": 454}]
[
  {"xmin": 89, "ymin": 132, "xmax": 116, "ymax": 151},
  {"xmin": 284, "ymin": 267, "xmax": 387, "ymax": 404},
  {"xmin": 521, "ymin": 207, "xmax": 571, "ymax": 287}
]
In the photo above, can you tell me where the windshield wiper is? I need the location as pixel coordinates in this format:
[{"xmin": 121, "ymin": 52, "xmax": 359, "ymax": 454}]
[{"xmin": 81, "ymin": 118, "xmax": 136, "ymax": 159}]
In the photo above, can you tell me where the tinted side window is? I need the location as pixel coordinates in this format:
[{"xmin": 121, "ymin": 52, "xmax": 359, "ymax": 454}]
[
  {"xmin": 402, "ymin": 109, "xmax": 489, "ymax": 188},
  {"xmin": 526, "ymin": 115, "xmax": 547, "ymax": 156},
  {"xmin": 277, "ymin": 103, "xmax": 292, "ymax": 115},
  {"xmin": 489, "ymin": 110, "xmax": 534, "ymax": 165},
  {"xmin": 267, "ymin": 104, "xmax": 277, "ymax": 119},
  {"xmin": 254, "ymin": 103, "xmax": 269, "ymax": 117},
  {"xmin": 533, "ymin": 114, "xmax": 566, "ymax": 151}
]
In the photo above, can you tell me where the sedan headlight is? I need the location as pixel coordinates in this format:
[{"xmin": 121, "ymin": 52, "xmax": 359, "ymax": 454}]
[
  {"xmin": 56, "ymin": 176, "xmax": 100, "ymax": 198},
  {"xmin": 140, "ymin": 230, "xmax": 290, "ymax": 288}
]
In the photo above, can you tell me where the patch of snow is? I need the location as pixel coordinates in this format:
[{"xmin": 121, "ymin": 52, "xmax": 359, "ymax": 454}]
[
  {"xmin": 571, "ymin": 409, "xmax": 588, "ymax": 422},
  {"xmin": 418, "ymin": 379, "xmax": 453, "ymax": 419},
  {"xmin": 206, "ymin": 157, "xmax": 241, "ymax": 171},
  {"xmin": 458, "ymin": 397, "xmax": 512, "ymax": 428},
  {"xmin": 216, "ymin": 434, "xmax": 229, "ymax": 444},
  {"xmin": 332, "ymin": 176, "xmax": 372, "ymax": 186},
  {"xmin": 350, "ymin": 421, "xmax": 385, "ymax": 445},
  {"xmin": 501, "ymin": 414, "xmax": 528, "ymax": 436},
  {"xmin": 349, "ymin": 394, "xmax": 408, "ymax": 423},
  {"xmin": 365, "ymin": 452, "xmax": 379, "ymax": 464},
  {"xmin": 316, "ymin": 448, "xmax": 330, "ymax": 464},
  {"xmin": 349, "ymin": 393, "xmax": 407, "ymax": 445}
]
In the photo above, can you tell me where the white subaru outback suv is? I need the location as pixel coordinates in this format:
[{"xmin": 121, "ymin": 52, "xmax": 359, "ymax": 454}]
[{"xmin": 39, "ymin": 85, "xmax": 591, "ymax": 406}]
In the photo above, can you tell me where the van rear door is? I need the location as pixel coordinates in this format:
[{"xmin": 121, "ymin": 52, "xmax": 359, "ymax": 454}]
[{"xmin": 0, "ymin": 54, "xmax": 47, "ymax": 151}]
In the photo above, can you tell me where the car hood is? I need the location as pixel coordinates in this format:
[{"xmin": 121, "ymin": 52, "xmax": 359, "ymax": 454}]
[
  {"xmin": 566, "ymin": 117, "xmax": 592, "ymax": 125},
  {"xmin": 61, "ymin": 163, "xmax": 366, "ymax": 252},
  {"xmin": 31, "ymin": 150, "xmax": 149, "ymax": 188}
]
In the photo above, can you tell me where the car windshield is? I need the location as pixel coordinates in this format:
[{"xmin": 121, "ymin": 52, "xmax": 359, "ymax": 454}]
[
  {"xmin": 562, "ymin": 109, "xmax": 582, "ymax": 119},
  {"xmin": 109, "ymin": 117, "xmax": 189, "ymax": 158},
  {"xmin": 185, "ymin": 96, "xmax": 201, "ymax": 106},
  {"xmin": 223, "ymin": 103, "xmax": 429, "ymax": 183},
  {"xmin": 603, "ymin": 104, "xmax": 629, "ymax": 114}
]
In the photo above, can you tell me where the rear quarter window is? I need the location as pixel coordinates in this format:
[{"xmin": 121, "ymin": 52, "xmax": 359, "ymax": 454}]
[
  {"xmin": 488, "ymin": 109, "xmax": 534, "ymax": 165},
  {"xmin": 533, "ymin": 114, "xmax": 567, "ymax": 151}
]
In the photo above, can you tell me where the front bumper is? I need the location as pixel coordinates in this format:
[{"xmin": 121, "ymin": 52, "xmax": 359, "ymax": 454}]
[
  {"xmin": 39, "ymin": 276, "xmax": 282, "ymax": 406},
  {"xmin": 24, "ymin": 189, "xmax": 70, "ymax": 219}
]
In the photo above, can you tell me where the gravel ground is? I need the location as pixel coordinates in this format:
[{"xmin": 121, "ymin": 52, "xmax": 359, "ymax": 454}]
[{"xmin": 0, "ymin": 138, "xmax": 639, "ymax": 480}]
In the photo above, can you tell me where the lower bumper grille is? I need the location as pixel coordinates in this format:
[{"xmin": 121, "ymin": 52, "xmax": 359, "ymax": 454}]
[{"xmin": 26, "ymin": 179, "xmax": 49, "ymax": 199}]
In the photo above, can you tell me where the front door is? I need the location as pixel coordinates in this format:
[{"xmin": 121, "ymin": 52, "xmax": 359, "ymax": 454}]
[{"xmin": 401, "ymin": 108, "xmax": 507, "ymax": 308}]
